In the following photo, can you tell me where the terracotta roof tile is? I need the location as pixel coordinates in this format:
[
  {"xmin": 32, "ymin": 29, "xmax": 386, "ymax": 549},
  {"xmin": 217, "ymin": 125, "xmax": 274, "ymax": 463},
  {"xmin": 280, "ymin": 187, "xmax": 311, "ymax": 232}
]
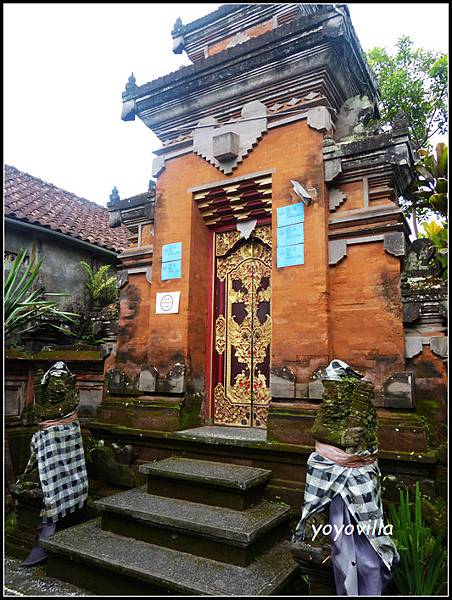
[{"xmin": 4, "ymin": 165, "xmax": 130, "ymax": 252}]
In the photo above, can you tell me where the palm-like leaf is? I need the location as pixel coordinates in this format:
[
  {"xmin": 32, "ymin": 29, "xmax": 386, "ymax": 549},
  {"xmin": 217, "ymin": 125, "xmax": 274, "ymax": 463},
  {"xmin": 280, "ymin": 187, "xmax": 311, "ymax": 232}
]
[
  {"xmin": 389, "ymin": 482, "xmax": 446, "ymax": 595},
  {"xmin": 79, "ymin": 260, "xmax": 117, "ymax": 306},
  {"xmin": 4, "ymin": 249, "xmax": 78, "ymax": 340}
]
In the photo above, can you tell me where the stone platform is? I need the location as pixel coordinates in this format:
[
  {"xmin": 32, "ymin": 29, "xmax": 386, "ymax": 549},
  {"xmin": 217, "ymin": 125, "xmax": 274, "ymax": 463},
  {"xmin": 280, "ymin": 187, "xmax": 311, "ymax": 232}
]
[{"xmin": 41, "ymin": 457, "xmax": 301, "ymax": 595}]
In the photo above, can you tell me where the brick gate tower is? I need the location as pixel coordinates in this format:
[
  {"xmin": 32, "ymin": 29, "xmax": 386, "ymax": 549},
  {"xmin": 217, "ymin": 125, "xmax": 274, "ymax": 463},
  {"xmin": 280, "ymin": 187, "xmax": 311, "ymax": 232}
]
[{"xmin": 95, "ymin": 6, "xmax": 446, "ymax": 491}]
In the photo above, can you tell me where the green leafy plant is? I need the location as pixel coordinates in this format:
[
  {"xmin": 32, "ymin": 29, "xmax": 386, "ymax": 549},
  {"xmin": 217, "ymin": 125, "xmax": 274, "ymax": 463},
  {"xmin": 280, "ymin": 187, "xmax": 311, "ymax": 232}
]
[
  {"xmin": 421, "ymin": 220, "xmax": 448, "ymax": 280},
  {"xmin": 79, "ymin": 261, "xmax": 118, "ymax": 308},
  {"xmin": 4, "ymin": 249, "xmax": 78, "ymax": 341},
  {"xmin": 388, "ymin": 482, "xmax": 447, "ymax": 595}
]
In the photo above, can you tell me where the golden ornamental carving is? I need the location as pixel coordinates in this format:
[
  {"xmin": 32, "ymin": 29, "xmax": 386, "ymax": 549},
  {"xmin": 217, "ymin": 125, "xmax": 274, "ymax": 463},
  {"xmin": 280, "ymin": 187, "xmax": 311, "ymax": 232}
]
[
  {"xmin": 213, "ymin": 227, "xmax": 272, "ymax": 428},
  {"xmin": 229, "ymin": 289, "xmax": 247, "ymax": 304},
  {"xmin": 253, "ymin": 225, "xmax": 272, "ymax": 248},
  {"xmin": 253, "ymin": 405, "xmax": 269, "ymax": 428},
  {"xmin": 215, "ymin": 315, "xmax": 226, "ymax": 355},
  {"xmin": 252, "ymin": 370, "xmax": 272, "ymax": 405},
  {"xmin": 216, "ymin": 230, "xmax": 242, "ymax": 257},
  {"xmin": 214, "ymin": 383, "xmax": 250, "ymax": 427}
]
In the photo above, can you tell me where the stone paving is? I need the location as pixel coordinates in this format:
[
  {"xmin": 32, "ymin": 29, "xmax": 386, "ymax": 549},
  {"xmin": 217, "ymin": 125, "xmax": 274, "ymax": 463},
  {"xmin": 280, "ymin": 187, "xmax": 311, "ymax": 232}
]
[
  {"xmin": 174, "ymin": 425, "xmax": 267, "ymax": 443},
  {"xmin": 4, "ymin": 557, "xmax": 91, "ymax": 596}
]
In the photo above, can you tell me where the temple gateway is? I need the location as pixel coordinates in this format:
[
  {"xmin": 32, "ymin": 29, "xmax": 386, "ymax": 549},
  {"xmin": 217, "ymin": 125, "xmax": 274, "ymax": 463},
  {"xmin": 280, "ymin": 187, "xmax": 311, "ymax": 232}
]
[{"xmin": 98, "ymin": 3, "xmax": 446, "ymax": 502}]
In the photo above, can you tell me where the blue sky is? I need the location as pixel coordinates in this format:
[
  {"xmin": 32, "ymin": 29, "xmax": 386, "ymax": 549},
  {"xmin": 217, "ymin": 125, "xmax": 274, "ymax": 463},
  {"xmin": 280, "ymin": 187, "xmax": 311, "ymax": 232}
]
[{"xmin": 4, "ymin": 3, "xmax": 448, "ymax": 204}]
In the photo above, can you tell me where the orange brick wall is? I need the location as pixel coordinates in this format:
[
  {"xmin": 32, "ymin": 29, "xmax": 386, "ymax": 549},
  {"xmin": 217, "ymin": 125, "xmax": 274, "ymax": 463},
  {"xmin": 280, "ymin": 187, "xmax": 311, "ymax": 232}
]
[
  {"xmin": 329, "ymin": 242, "xmax": 405, "ymax": 393},
  {"xmin": 144, "ymin": 118, "xmax": 406, "ymax": 398},
  {"xmin": 334, "ymin": 180, "xmax": 364, "ymax": 212},
  {"xmin": 150, "ymin": 120, "xmax": 330, "ymax": 389}
]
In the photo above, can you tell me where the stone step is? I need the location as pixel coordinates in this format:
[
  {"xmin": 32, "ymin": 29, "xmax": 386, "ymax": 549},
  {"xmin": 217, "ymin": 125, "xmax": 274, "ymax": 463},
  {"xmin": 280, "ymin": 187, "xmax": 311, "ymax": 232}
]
[
  {"xmin": 96, "ymin": 486, "xmax": 291, "ymax": 566},
  {"xmin": 42, "ymin": 519, "xmax": 300, "ymax": 596},
  {"xmin": 139, "ymin": 457, "xmax": 272, "ymax": 510}
]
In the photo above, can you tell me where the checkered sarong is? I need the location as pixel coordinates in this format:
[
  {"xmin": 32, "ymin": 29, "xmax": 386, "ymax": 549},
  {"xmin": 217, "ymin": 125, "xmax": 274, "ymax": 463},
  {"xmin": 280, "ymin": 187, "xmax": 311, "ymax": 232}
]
[
  {"xmin": 25, "ymin": 422, "xmax": 88, "ymax": 523},
  {"xmin": 292, "ymin": 452, "xmax": 398, "ymax": 571}
]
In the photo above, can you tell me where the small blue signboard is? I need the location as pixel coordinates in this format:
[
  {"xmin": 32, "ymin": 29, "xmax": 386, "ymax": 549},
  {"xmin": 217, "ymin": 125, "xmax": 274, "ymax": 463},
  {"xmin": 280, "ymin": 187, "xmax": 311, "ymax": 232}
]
[
  {"xmin": 277, "ymin": 222, "xmax": 304, "ymax": 247},
  {"xmin": 162, "ymin": 242, "xmax": 182, "ymax": 263},
  {"xmin": 277, "ymin": 202, "xmax": 304, "ymax": 227},
  {"xmin": 277, "ymin": 244, "xmax": 304, "ymax": 268},
  {"xmin": 161, "ymin": 260, "xmax": 182, "ymax": 280}
]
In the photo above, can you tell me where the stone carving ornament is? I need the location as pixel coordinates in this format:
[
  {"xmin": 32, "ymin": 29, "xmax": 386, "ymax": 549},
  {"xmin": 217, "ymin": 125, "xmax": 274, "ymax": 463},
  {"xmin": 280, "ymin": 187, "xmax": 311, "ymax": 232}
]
[{"xmin": 193, "ymin": 101, "xmax": 268, "ymax": 174}]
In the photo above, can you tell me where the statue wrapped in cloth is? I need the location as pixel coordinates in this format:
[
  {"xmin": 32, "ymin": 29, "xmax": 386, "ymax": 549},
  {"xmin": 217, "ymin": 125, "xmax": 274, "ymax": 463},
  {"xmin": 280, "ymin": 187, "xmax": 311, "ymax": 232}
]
[
  {"xmin": 291, "ymin": 360, "xmax": 399, "ymax": 596},
  {"xmin": 17, "ymin": 361, "xmax": 88, "ymax": 567}
]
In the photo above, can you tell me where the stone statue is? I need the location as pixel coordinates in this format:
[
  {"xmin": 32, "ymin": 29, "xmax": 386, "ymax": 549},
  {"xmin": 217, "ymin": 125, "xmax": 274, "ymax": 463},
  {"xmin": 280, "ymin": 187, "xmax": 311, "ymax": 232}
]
[
  {"xmin": 292, "ymin": 360, "xmax": 398, "ymax": 595},
  {"xmin": 15, "ymin": 362, "xmax": 88, "ymax": 567}
]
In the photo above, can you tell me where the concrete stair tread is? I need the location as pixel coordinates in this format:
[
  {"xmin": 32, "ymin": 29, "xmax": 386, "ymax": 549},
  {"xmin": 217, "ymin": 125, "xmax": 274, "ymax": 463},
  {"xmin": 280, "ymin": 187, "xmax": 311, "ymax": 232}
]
[
  {"xmin": 42, "ymin": 519, "xmax": 299, "ymax": 596},
  {"xmin": 139, "ymin": 457, "xmax": 271, "ymax": 490},
  {"xmin": 96, "ymin": 486, "xmax": 291, "ymax": 546}
]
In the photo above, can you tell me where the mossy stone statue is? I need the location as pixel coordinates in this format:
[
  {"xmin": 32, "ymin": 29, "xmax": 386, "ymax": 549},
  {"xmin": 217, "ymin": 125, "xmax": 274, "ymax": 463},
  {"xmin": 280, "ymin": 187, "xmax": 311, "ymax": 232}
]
[
  {"xmin": 311, "ymin": 379, "xmax": 378, "ymax": 454},
  {"xmin": 34, "ymin": 361, "xmax": 80, "ymax": 421}
]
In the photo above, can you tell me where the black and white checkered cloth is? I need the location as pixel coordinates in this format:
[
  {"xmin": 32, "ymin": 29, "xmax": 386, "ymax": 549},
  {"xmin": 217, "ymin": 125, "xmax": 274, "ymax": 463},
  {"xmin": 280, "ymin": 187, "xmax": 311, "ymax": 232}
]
[
  {"xmin": 292, "ymin": 452, "xmax": 399, "ymax": 571},
  {"xmin": 24, "ymin": 422, "xmax": 88, "ymax": 523}
]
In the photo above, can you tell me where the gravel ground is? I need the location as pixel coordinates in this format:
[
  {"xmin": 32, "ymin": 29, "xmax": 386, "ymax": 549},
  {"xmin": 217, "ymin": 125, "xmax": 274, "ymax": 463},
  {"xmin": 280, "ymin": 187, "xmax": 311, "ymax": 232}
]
[{"xmin": 3, "ymin": 557, "xmax": 92, "ymax": 596}]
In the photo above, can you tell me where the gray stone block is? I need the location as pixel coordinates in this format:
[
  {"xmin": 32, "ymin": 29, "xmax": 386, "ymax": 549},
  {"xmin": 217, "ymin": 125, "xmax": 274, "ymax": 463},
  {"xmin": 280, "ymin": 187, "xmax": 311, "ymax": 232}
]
[
  {"xmin": 329, "ymin": 239, "xmax": 347, "ymax": 265},
  {"xmin": 430, "ymin": 336, "xmax": 448, "ymax": 358},
  {"xmin": 106, "ymin": 368, "xmax": 138, "ymax": 396},
  {"xmin": 329, "ymin": 187, "xmax": 347, "ymax": 211},
  {"xmin": 193, "ymin": 101, "xmax": 267, "ymax": 175},
  {"xmin": 307, "ymin": 106, "xmax": 333, "ymax": 132},
  {"xmin": 404, "ymin": 336, "xmax": 423, "ymax": 359},
  {"xmin": 42, "ymin": 520, "xmax": 299, "ymax": 596},
  {"xmin": 213, "ymin": 131, "xmax": 240, "ymax": 162},
  {"xmin": 138, "ymin": 367, "xmax": 158, "ymax": 393},
  {"xmin": 152, "ymin": 156, "xmax": 166, "ymax": 178},
  {"xmin": 139, "ymin": 457, "xmax": 271, "ymax": 491},
  {"xmin": 384, "ymin": 373, "xmax": 415, "ymax": 409},
  {"xmin": 295, "ymin": 382, "xmax": 309, "ymax": 399},
  {"xmin": 384, "ymin": 232, "xmax": 406, "ymax": 257},
  {"xmin": 96, "ymin": 486, "xmax": 290, "ymax": 548},
  {"xmin": 270, "ymin": 367, "xmax": 296, "ymax": 399},
  {"xmin": 324, "ymin": 157, "xmax": 342, "ymax": 182},
  {"xmin": 308, "ymin": 380, "xmax": 325, "ymax": 400}
]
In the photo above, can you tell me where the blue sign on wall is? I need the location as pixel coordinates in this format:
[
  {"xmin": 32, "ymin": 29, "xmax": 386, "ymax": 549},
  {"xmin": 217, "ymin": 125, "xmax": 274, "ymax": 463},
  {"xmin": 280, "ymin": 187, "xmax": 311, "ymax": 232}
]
[
  {"xmin": 162, "ymin": 242, "xmax": 182, "ymax": 263},
  {"xmin": 277, "ymin": 202, "xmax": 304, "ymax": 227},
  {"xmin": 161, "ymin": 260, "xmax": 181, "ymax": 280},
  {"xmin": 277, "ymin": 244, "xmax": 304, "ymax": 268},
  {"xmin": 276, "ymin": 202, "xmax": 305, "ymax": 268},
  {"xmin": 277, "ymin": 222, "xmax": 304, "ymax": 247},
  {"xmin": 161, "ymin": 242, "xmax": 182, "ymax": 280}
]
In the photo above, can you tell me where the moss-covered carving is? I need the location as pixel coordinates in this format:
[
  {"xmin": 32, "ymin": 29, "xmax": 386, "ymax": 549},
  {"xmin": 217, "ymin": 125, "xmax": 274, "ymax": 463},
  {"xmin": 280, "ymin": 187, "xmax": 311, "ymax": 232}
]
[
  {"xmin": 34, "ymin": 363, "xmax": 79, "ymax": 420},
  {"xmin": 311, "ymin": 379, "xmax": 378, "ymax": 453}
]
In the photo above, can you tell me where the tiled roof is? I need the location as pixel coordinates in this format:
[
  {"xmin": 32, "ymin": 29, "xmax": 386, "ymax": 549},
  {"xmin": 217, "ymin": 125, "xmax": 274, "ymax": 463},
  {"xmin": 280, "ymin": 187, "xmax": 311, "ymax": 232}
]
[{"xmin": 4, "ymin": 165, "xmax": 130, "ymax": 252}]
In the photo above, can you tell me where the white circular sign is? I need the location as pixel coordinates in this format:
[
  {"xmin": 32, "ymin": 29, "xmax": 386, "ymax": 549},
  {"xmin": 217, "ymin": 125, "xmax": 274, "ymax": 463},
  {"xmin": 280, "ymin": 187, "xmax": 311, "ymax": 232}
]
[{"xmin": 159, "ymin": 294, "xmax": 174, "ymax": 312}]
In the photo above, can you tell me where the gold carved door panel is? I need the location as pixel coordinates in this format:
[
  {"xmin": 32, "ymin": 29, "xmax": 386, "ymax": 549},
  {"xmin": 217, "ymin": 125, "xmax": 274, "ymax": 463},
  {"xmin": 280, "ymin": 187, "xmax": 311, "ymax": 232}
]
[{"xmin": 212, "ymin": 226, "xmax": 272, "ymax": 428}]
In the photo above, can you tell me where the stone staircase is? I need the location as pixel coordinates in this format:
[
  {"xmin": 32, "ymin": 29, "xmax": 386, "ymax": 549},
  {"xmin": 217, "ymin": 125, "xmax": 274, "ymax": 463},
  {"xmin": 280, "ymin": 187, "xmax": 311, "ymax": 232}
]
[{"xmin": 41, "ymin": 457, "xmax": 300, "ymax": 595}]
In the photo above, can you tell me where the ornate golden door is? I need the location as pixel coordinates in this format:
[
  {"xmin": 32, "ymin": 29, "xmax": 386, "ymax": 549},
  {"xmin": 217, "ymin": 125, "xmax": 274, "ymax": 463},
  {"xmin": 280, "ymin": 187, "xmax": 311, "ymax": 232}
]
[{"xmin": 212, "ymin": 226, "xmax": 272, "ymax": 428}]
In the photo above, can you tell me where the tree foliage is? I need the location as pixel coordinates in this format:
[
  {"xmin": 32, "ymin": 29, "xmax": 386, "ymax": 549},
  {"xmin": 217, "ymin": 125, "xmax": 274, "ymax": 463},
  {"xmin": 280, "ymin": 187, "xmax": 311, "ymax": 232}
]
[{"xmin": 367, "ymin": 36, "xmax": 447, "ymax": 150}]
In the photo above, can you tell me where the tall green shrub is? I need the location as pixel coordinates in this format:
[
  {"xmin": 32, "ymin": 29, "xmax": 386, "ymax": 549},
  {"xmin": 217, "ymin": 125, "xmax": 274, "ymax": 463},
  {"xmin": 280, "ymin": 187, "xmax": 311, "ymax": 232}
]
[{"xmin": 389, "ymin": 482, "xmax": 447, "ymax": 595}]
